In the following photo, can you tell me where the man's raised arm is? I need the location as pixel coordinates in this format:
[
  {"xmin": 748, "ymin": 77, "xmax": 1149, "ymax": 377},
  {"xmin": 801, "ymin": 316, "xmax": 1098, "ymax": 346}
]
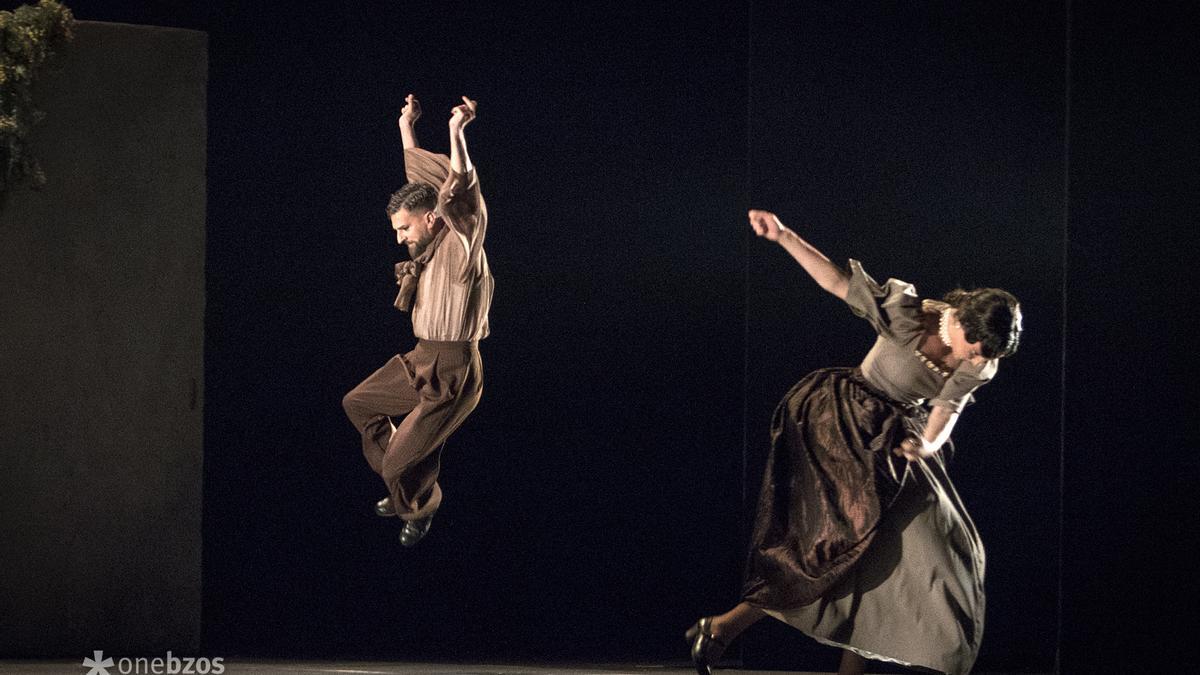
[
  {"xmin": 398, "ymin": 93, "xmax": 451, "ymax": 187},
  {"xmin": 442, "ymin": 96, "xmax": 481, "ymax": 217},
  {"xmin": 440, "ymin": 97, "xmax": 485, "ymax": 262},
  {"xmin": 448, "ymin": 96, "xmax": 477, "ymax": 175},
  {"xmin": 398, "ymin": 94, "xmax": 421, "ymax": 150}
]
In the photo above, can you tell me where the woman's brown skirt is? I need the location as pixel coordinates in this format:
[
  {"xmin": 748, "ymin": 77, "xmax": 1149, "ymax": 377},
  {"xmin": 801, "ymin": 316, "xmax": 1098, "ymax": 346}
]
[{"xmin": 742, "ymin": 367, "xmax": 986, "ymax": 675}]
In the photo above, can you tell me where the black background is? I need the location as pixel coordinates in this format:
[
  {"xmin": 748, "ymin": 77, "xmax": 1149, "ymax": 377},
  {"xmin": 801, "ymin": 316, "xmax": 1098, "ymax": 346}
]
[{"xmin": 11, "ymin": 0, "xmax": 1197, "ymax": 672}]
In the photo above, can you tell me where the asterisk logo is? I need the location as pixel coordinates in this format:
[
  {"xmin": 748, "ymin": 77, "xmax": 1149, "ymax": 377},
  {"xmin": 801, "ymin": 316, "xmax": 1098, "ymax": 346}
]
[{"xmin": 82, "ymin": 650, "xmax": 113, "ymax": 675}]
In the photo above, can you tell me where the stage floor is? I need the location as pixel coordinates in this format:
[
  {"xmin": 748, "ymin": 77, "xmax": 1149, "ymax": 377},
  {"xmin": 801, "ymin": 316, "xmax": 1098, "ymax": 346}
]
[
  {"xmin": 0, "ymin": 663, "xmax": 803, "ymax": 675},
  {"xmin": 0, "ymin": 661, "xmax": 1049, "ymax": 675}
]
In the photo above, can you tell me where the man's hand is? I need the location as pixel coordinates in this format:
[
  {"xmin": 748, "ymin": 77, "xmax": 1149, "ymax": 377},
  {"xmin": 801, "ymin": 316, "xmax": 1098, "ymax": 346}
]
[
  {"xmin": 399, "ymin": 94, "xmax": 422, "ymax": 128},
  {"xmin": 398, "ymin": 94, "xmax": 421, "ymax": 149},
  {"xmin": 449, "ymin": 96, "xmax": 477, "ymax": 132},
  {"xmin": 748, "ymin": 209, "xmax": 787, "ymax": 242}
]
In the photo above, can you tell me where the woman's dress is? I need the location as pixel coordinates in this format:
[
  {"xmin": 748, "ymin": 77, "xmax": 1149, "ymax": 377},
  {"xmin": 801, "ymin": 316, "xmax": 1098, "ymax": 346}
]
[{"xmin": 741, "ymin": 260, "xmax": 998, "ymax": 675}]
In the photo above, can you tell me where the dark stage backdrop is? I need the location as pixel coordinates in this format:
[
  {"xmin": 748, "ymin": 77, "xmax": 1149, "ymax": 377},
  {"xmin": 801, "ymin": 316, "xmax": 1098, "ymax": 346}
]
[
  {"xmin": 0, "ymin": 22, "xmax": 207, "ymax": 656},
  {"xmin": 14, "ymin": 0, "xmax": 1199, "ymax": 671},
  {"xmin": 1063, "ymin": 2, "xmax": 1200, "ymax": 672}
]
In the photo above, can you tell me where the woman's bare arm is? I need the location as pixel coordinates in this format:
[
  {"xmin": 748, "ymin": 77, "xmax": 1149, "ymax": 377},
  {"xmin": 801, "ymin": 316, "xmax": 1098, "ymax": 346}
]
[{"xmin": 748, "ymin": 209, "xmax": 849, "ymax": 299}]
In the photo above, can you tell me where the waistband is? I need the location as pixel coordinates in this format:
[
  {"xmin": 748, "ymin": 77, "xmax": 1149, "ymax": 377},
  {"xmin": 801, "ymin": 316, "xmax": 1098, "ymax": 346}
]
[
  {"xmin": 849, "ymin": 367, "xmax": 923, "ymax": 415},
  {"xmin": 416, "ymin": 338, "xmax": 479, "ymax": 351}
]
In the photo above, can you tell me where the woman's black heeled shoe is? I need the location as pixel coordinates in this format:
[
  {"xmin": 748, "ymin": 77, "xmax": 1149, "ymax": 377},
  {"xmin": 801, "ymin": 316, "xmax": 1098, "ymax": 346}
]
[{"xmin": 685, "ymin": 617, "xmax": 727, "ymax": 675}]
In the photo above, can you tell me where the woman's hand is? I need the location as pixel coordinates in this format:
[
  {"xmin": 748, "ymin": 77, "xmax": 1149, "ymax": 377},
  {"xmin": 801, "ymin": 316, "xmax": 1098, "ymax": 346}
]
[
  {"xmin": 893, "ymin": 436, "xmax": 938, "ymax": 461},
  {"xmin": 748, "ymin": 209, "xmax": 787, "ymax": 242}
]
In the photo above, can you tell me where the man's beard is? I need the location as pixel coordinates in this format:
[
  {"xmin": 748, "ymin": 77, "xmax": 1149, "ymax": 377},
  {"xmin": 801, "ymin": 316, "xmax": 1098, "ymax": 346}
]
[{"xmin": 407, "ymin": 241, "xmax": 427, "ymax": 259}]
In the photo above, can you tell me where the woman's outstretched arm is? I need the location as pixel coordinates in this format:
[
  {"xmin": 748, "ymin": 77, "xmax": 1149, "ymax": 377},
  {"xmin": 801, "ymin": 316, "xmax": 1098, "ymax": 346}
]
[{"xmin": 748, "ymin": 209, "xmax": 849, "ymax": 299}]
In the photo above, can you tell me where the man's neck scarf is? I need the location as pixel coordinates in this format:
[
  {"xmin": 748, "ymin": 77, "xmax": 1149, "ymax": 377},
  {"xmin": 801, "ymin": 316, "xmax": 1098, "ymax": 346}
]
[{"xmin": 393, "ymin": 226, "xmax": 448, "ymax": 312}]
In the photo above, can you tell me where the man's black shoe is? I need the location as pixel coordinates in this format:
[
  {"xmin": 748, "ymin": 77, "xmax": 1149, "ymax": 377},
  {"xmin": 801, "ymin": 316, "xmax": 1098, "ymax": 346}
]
[
  {"xmin": 375, "ymin": 496, "xmax": 395, "ymax": 517},
  {"xmin": 399, "ymin": 515, "xmax": 434, "ymax": 547}
]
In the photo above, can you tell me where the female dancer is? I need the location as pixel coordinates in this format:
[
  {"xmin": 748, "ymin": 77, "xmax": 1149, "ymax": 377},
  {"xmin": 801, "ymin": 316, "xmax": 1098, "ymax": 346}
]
[{"xmin": 687, "ymin": 210, "xmax": 1022, "ymax": 675}]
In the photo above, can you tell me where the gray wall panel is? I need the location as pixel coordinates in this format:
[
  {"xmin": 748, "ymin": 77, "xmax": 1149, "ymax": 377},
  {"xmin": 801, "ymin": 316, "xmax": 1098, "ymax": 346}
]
[{"xmin": 0, "ymin": 21, "xmax": 206, "ymax": 656}]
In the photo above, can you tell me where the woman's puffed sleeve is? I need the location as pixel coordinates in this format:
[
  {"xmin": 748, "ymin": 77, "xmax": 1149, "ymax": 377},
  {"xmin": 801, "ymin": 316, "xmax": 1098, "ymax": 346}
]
[
  {"xmin": 932, "ymin": 359, "xmax": 998, "ymax": 413},
  {"xmin": 842, "ymin": 259, "xmax": 926, "ymax": 343}
]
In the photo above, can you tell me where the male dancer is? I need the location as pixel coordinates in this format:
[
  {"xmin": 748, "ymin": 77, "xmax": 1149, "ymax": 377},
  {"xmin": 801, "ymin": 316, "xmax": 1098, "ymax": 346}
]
[{"xmin": 342, "ymin": 94, "xmax": 492, "ymax": 546}]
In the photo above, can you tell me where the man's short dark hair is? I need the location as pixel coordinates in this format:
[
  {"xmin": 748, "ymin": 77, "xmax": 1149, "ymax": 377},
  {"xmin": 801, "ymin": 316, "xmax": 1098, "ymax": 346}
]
[{"xmin": 386, "ymin": 182, "xmax": 438, "ymax": 216}]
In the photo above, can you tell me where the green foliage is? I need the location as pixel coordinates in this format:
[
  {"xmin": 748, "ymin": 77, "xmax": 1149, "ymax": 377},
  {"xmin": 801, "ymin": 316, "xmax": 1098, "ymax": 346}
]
[{"xmin": 0, "ymin": 0, "xmax": 74, "ymax": 204}]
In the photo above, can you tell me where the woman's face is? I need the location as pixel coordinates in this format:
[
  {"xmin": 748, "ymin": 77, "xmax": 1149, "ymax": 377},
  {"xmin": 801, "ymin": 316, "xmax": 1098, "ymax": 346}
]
[{"xmin": 949, "ymin": 312, "xmax": 988, "ymax": 366}]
